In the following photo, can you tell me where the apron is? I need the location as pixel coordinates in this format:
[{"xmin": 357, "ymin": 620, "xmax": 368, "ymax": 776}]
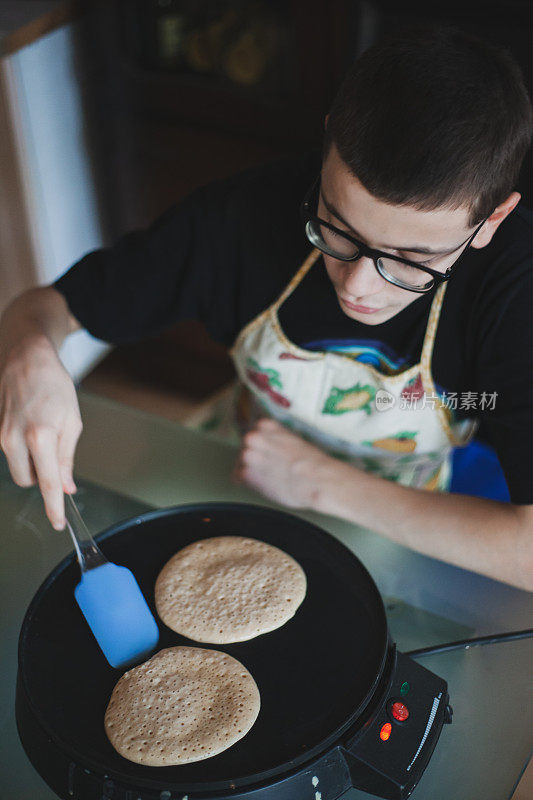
[{"xmin": 228, "ymin": 248, "xmax": 478, "ymax": 491}]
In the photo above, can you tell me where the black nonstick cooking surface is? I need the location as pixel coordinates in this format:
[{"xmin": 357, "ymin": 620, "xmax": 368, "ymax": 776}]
[{"xmin": 18, "ymin": 503, "xmax": 389, "ymax": 794}]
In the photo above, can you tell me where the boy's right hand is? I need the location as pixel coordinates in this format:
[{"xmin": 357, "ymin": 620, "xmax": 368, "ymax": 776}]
[{"xmin": 0, "ymin": 335, "xmax": 83, "ymax": 530}]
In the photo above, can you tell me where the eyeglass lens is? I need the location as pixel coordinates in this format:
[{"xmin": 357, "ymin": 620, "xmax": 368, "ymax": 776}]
[{"xmin": 306, "ymin": 219, "xmax": 435, "ymax": 290}]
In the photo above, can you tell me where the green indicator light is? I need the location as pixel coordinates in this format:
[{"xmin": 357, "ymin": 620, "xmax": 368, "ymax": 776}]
[{"xmin": 400, "ymin": 681, "xmax": 410, "ymax": 696}]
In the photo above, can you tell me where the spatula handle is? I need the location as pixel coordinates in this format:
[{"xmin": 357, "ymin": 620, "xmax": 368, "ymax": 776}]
[{"xmin": 65, "ymin": 493, "xmax": 108, "ymax": 573}]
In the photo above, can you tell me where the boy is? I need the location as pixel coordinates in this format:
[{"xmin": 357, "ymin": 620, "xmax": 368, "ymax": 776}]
[{"xmin": 1, "ymin": 24, "xmax": 532, "ymax": 589}]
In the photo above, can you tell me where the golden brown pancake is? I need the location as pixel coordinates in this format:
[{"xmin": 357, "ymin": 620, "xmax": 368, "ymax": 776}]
[
  {"xmin": 155, "ymin": 535, "xmax": 307, "ymax": 643},
  {"xmin": 104, "ymin": 646, "xmax": 260, "ymax": 766}
]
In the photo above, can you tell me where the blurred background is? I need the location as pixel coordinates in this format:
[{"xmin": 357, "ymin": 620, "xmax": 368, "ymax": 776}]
[{"xmin": 1, "ymin": 0, "xmax": 533, "ymax": 427}]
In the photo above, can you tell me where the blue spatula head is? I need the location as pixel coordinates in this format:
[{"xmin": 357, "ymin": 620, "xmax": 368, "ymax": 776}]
[{"xmin": 74, "ymin": 562, "xmax": 159, "ymax": 669}]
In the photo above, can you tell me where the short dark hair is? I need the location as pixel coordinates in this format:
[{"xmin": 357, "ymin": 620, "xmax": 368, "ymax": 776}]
[{"xmin": 324, "ymin": 24, "xmax": 533, "ymax": 226}]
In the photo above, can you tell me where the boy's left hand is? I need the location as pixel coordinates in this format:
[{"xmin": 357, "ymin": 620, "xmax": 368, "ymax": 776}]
[{"xmin": 233, "ymin": 417, "xmax": 331, "ymax": 509}]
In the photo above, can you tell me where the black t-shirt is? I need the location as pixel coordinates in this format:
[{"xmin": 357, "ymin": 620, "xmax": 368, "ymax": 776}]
[{"xmin": 54, "ymin": 150, "xmax": 533, "ymax": 504}]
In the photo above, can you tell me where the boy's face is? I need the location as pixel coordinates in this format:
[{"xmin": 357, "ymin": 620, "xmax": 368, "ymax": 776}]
[{"xmin": 319, "ymin": 144, "xmax": 507, "ymax": 325}]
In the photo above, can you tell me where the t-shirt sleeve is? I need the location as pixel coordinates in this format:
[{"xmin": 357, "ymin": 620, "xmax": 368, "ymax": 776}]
[
  {"xmin": 53, "ymin": 175, "xmax": 245, "ymax": 346},
  {"xmin": 472, "ymin": 248, "xmax": 533, "ymax": 504},
  {"xmin": 54, "ymin": 151, "xmax": 317, "ymax": 348}
]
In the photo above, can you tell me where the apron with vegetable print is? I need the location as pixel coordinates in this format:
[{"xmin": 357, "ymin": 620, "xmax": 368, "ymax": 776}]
[{"xmin": 229, "ymin": 248, "xmax": 477, "ymax": 491}]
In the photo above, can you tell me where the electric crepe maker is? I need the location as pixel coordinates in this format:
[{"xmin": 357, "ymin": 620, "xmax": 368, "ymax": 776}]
[{"xmin": 16, "ymin": 503, "xmax": 452, "ymax": 799}]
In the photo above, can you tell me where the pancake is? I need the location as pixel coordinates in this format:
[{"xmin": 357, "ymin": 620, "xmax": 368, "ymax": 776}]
[
  {"xmin": 104, "ymin": 646, "xmax": 260, "ymax": 766},
  {"xmin": 155, "ymin": 535, "xmax": 307, "ymax": 643}
]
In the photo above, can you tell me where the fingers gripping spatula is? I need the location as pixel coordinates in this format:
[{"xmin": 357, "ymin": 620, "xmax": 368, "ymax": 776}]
[{"xmin": 64, "ymin": 493, "xmax": 159, "ymax": 668}]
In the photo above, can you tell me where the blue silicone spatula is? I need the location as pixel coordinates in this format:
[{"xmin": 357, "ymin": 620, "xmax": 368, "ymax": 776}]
[{"xmin": 64, "ymin": 493, "xmax": 159, "ymax": 668}]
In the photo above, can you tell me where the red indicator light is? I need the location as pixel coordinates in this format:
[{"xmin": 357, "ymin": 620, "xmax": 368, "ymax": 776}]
[
  {"xmin": 380, "ymin": 722, "xmax": 392, "ymax": 741},
  {"xmin": 392, "ymin": 702, "xmax": 409, "ymax": 722}
]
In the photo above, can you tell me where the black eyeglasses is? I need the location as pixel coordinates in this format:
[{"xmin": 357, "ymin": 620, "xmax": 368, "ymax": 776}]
[{"xmin": 301, "ymin": 176, "xmax": 489, "ymax": 293}]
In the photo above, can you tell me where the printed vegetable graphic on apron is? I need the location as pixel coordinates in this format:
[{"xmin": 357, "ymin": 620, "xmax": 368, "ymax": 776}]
[
  {"xmin": 279, "ymin": 351, "xmax": 308, "ymax": 361},
  {"xmin": 363, "ymin": 431, "xmax": 418, "ymax": 453},
  {"xmin": 322, "ymin": 384, "xmax": 376, "ymax": 415},
  {"xmin": 401, "ymin": 374, "xmax": 425, "ymax": 400},
  {"xmin": 246, "ymin": 358, "xmax": 291, "ymax": 408}
]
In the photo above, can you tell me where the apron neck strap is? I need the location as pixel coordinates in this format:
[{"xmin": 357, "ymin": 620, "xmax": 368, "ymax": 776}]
[
  {"xmin": 420, "ymin": 282, "xmax": 448, "ymax": 372},
  {"xmin": 271, "ymin": 248, "xmax": 321, "ymax": 313}
]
